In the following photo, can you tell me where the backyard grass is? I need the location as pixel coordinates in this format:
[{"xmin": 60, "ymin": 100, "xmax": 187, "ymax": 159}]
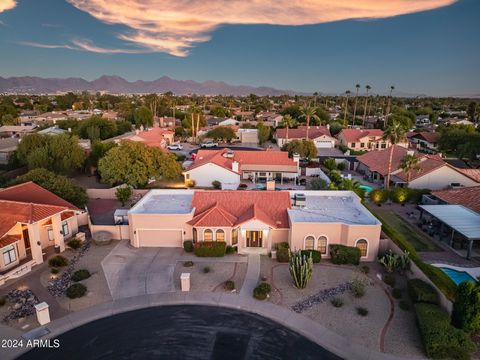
[{"xmin": 367, "ymin": 205, "xmax": 442, "ymax": 252}]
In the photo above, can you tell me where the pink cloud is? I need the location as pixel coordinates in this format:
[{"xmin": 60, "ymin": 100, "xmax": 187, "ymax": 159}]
[{"xmin": 0, "ymin": 0, "xmax": 17, "ymax": 13}]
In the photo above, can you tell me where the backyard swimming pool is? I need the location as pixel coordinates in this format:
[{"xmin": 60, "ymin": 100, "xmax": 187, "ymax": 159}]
[{"xmin": 440, "ymin": 267, "xmax": 476, "ymax": 285}]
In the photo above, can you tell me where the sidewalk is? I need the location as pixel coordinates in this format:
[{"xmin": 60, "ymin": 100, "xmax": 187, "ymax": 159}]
[{"xmin": 239, "ymin": 254, "xmax": 260, "ymax": 297}]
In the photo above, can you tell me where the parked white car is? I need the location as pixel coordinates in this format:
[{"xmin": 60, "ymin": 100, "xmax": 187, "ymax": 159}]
[
  {"xmin": 200, "ymin": 141, "xmax": 219, "ymax": 148},
  {"xmin": 167, "ymin": 143, "xmax": 183, "ymax": 150}
]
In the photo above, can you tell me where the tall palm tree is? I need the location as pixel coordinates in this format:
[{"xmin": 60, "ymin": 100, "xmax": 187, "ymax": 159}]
[
  {"xmin": 282, "ymin": 114, "xmax": 295, "ymax": 143},
  {"xmin": 300, "ymin": 103, "xmax": 320, "ymax": 140},
  {"xmin": 383, "ymin": 121, "xmax": 407, "ymax": 189},
  {"xmin": 384, "ymin": 85, "xmax": 395, "ymax": 126},
  {"xmin": 352, "ymin": 84, "xmax": 360, "ymax": 126},
  {"xmin": 343, "ymin": 90, "xmax": 351, "ymax": 126},
  {"xmin": 362, "ymin": 85, "xmax": 371, "ymax": 127},
  {"xmin": 400, "ymin": 153, "xmax": 421, "ymax": 184}
]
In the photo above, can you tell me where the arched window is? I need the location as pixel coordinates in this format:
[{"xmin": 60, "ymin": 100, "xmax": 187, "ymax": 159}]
[
  {"xmin": 216, "ymin": 229, "xmax": 225, "ymax": 242},
  {"xmin": 204, "ymin": 229, "xmax": 213, "ymax": 241},
  {"xmin": 356, "ymin": 239, "xmax": 368, "ymax": 257},
  {"xmin": 304, "ymin": 235, "xmax": 315, "ymax": 250},
  {"xmin": 317, "ymin": 236, "xmax": 328, "ymax": 255}
]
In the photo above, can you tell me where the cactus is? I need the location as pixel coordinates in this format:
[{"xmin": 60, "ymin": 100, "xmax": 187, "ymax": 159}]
[
  {"xmin": 289, "ymin": 251, "xmax": 313, "ymax": 289},
  {"xmin": 378, "ymin": 250, "xmax": 399, "ymax": 273}
]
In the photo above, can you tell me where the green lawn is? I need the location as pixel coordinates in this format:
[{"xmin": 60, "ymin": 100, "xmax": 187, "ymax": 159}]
[{"xmin": 367, "ymin": 205, "xmax": 442, "ymax": 252}]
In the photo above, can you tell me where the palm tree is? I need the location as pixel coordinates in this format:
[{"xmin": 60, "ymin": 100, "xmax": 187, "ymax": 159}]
[
  {"xmin": 340, "ymin": 178, "xmax": 365, "ymax": 200},
  {"xmin": 384, "ymin": 85, "xmax": 395, "ymax": 126},
  {"xmin": 400, "ymin": 153, "xmax": 421, "ymax": 184},
  {"xmin": 282, "ymin": 114, "xmax": 295, "ymax": 143},
  {"xmin": 383, "ymin": 121, "xmax": 407, "ymax": 189},
  {"xmin": 343, "ymin": 90, "xmax": 351, "ymax": 126},
  {"xmin": 352, "ymin": 84, "xmax": 360, "ymax": 126},
  {"xmin": 300, "ymin": 103, "xmax": 320, "ymax": 140},
  {"xmin": 362, "ymin": 85, "xmax": 371, "ymax": 127}
]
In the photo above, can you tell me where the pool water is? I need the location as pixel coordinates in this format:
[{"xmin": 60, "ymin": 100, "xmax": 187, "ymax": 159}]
[
  {"xmin": 440, "ymin": 267, "xmax": 476, "ymax": 285},
  {"xmin": 359, "ymin": 185, "xmax": 373, "ymax": 194}
]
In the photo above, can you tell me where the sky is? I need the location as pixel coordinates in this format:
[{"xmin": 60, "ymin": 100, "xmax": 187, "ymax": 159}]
[{"xmin": 0, "ymin": 0, "xmax": 479, "ymax": 96}]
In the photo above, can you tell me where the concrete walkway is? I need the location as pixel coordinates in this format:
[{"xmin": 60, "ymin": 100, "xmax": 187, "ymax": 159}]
[{"xmin": 239, "ymin": 253, "xmax": 260, "ymax": 297}]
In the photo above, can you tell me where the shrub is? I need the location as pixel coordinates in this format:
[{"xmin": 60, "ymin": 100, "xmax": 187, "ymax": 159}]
[
  {"xmin": 258, "ymin": 282, "xmax": 272, "ymax": 294},
  {"xmin": 415, "ymin": 303, "xmax": 476, "ymax": 359},
  {"xmin": 399, "ymin": 300, "xmax": 410, "ymax": 311},
  {"xmin": 185, "ymin": 179, "xmax": 196, "ymax": 188},
  {"xmin": 331, "ymin": 298, "xmax": 344, "ymax": 308},
  {"xmin": 356, "ymin": 307, "xmax": 369, "ymax": 316},
  {"xmin": 224, "ymin": 280, "xmax": 235, "ymax": 291},
  {"xmin": 66, "ymin": 283, "xmax": 87, "ymax": 299},
  {"xmin": 203, "ymin": 266, "xmax": 211, "ymax": 274},
  {"xmin": 71, "ymin": 269, "xmax": 91, "ymax": 282},
  {"xmin": 115, "ymin": 185, "xmax": 132, "ymax": 206},
  {"xmin": 392, "ymin": 288, "xmax": 402, "ymax": 299},
  {"xmin": 289, "ymin": 251, "xmax": 313, "ymax": 289},
  {"xmin": 48, "ymin": 255, "xmax": 68, "ymax": 267},
  {"xmin": 390, "ymin": 187, "xmax": 410, "ymax": 204},
  {"xmin": 408, "ymin": 279, "xmax": 439, "ymax": 304},
  {"xmin": 67, "ymin": 238, "xmax": 82, "ymax": 250},
  {"xmin": 183, "ymin": 240, "xmax": 194, "ymax": 252},
  {"xmin": 194, "ymin": 241, "xmax": 226, "ymax": 257},
  {"xmin": 323, "ymin": 158, "xmax": 337, "ymax": 171},
  {"xmin": 276, "ymin": 242, "xmax": 289, "ymax": 249},
  {"xmin": 378, "ymin": 250, "xmax": 399, "ymax": 273},
  {"xmin": 408, "ymin": 188, "xmax": 431, "ymax": 204},
  {"xmin": 452, "ymin": 281, "xmax": 480, "ymax": 333},
  {"xmin": 329, "ymin": 244, "xmax": 361, "ymax": 265},
  {"xmin": 238, "ymin": 183, "xmax": 248, "ymax": 190},
  {"xmin": 383, "ymin": 274, "xmax": 396, "ymax": 288},
  {"xmin": 360, "ymin": 265, "xmax": 370, "ymax": 274},
  {"xmin": 351, "ymin": 276, "xmax": 367, "ymax": 298},
  {"xmin": 183, "ymin": 261, "xmax": 194, "ymax": 267},
  {"xmin": 337, "ymin": 162, "xmax": 346, "ymax": 171},
  {"xmin": 253, "ymin": 286, "xmax": 268, "ymax": 300},
  {"xmin": 300, "ymin": 250, "xmax": 321, "ymax": 263},
  {"xmin": 212, "ymin": 180, "xmax": 221, "ymax": 189},
  {"xmin": 277, "ymin": 247, "xmax": 290, "ymax": 263},
  {"xmin": 225, "ymin": 245, "xmax": 236, "ymax": 254},
  {"xmin": 0, "ymin": 296, "xmax": 6, "ymax": 306},
  {"xmin": 370, "ymin": 189, "xmax": 388, "ymax": 204},
  {"xmin": 50, "ymin": 268, "xmax": 59, "ymax": 274}
]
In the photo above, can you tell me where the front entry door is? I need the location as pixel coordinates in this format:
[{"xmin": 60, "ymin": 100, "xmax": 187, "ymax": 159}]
[
  {"xmin": 22, "ymin": 227, "xmax": 31, "ymax": 249},
  {"xmin": 246, "ymin": 231, "xmax": 263, "ymax": 247}
]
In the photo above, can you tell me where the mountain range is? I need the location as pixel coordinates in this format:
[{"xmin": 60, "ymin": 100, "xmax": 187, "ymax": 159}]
[{"xmin": 0, "ymin": 75, "xmax": 297, "ymax": 96}]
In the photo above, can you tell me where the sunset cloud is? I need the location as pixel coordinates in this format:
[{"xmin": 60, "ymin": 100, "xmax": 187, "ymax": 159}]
[
  {"xmin": 66, "ymin": 0, "xmax": 456, "ymax": 56},
  {"xmin": 0, "ymin": 0, "xmax": 17, "ymax": 13},
  {"xmin": 19, "ymin": 39, "xmax": 149, "ymax": 54}
]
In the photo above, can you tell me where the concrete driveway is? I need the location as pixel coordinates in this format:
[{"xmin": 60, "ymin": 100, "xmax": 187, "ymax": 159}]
[{"xmin": 101, "ymin": 240, "xmax": 182, "ymax": 300}]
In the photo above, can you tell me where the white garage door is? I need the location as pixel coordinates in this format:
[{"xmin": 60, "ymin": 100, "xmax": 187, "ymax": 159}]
[
  {"xmin": 315, "ymin": 141, "xmax": 333, "ymax": 148},
  {"xmin": 137, "ymin": 229, "xmax": 183, "ymax": 247}
]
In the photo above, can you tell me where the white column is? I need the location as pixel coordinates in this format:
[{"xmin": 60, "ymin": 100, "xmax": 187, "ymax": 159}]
[
  {"xmin": 27, "ymin": 223, "xmax": 43, "ymax": 264},
  {"xmin": 51, "ymin": 213, "xmax": 65, "ymax": 252},
  {"xmin": 34, "ymin": 302, "xmax": 50, "ymax": 325},
  {"xmin": 180, "ymin": 273, "xmax": 190, "ymax": 291}
]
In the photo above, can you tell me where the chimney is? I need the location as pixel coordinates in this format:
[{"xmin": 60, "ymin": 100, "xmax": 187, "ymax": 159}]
[
  {"xmin": 266, "ymin": 180, "xmax": 275, "ymax": 191},
  {"xmin": 232, "ymin": 161, "xmax": 239, "ymax": 173},
  {"xmin": 293, "ymin": 153, "xmax": 300, "ymax": 164},
  {"xmin": 326, "ymin": 124, "xmax": 330, "ymax": 130},
  {"xmin": 135, "ymin": 129, "xmax": 140, "ymax": 135},
  {"xmin": 68, "ymin": 127, "xmax": 71, "ymax": 133}
]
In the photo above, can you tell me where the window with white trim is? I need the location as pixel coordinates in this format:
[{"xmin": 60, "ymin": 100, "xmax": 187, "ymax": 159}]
[
  {"xmin": 216, "ymin": 229, "xmax": 225, "ymax": 242},
  {"xmin": 204, "ymin": 229, "xmax": 213, "ymax": 241},
  {"xmin": 304, "ymin": 236, "xmax": 315, "ymax": 250},
  {"xmin": 61, "ymin": 221, "xmax": 69, "ymax": 236},
  {"xmin": 3, "ymin": 244, "xmax": 17, "ymax": 265},
  {"xmin": 317, "ymin": 236, "xmax": 327, "ymax": 255},
  {"xmin": 356, "ymin": 239, "xmax": 368, "ymax": 257},
  {"xmin": 48, "ymin": 228, "xmax": 54, "ymax": 241}
]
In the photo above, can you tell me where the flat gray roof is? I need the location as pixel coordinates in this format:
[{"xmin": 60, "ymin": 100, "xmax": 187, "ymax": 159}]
[
  {"xmin": 419, "ymin": 205, "xmax": 480, "ymax": 240},
  {"xmin": 288, "ymin": 191, "xmax": 380, "ymax": 225},
  {"xmin": 129, "ymin": 190, "xmax": 194, "ymax": 215}
]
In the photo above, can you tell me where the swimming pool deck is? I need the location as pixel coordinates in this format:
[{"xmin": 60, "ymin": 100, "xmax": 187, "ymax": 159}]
[{"xmin": 432, "ymin": 263, "xmax": 480, "ymax": 282}]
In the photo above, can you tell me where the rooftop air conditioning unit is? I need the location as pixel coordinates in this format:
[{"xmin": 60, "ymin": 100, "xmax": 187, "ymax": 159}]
[
  {"xmin": 224, "ymin": 150, "xmax": 235, "ymax": 158},
  {"xmin": 295, "ymin": 193, "xmax": 306, "ymax": 207}
]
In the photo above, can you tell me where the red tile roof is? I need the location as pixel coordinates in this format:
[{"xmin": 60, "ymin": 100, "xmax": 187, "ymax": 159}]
[
  {"xmin": 135, "ymin": 127, "xmax": 174, "ymax": 148},
  {"xmin": 276, "ymin": 126, "xmax": 332, "ymax": 140},
  {"xmin": 357, "ymin": 145, "xmax": 410, "ymax": 176},
  {"xmin": 432, "ymin": 186, "xmax": 480, "ymax": 213},
  {"xmin": 339, "ymin": 128, "xmax": 384, "ymax": 143},
  {"xmin": 455, "ymin": 168, "xmax": 480, "ymax": 183},
  {"xmin": 0, "ymin": 234, "xmax": 22, "ymax": 248},
  {"xmin": 411, "ymin": 132, "xmax": 439, "ymax": 144},
  {"xmin": 393, "ymin": 155, "xmax": 446, "ymax": 182},
  {"xmin": 188, "ymin": 191, "xmax": 291, "ymax": 228},
  {"xmin": 187, "ymin": 149, "xmax": 296, "ymax": 173}
]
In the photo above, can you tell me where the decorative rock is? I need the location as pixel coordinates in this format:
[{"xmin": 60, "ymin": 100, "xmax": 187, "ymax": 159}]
[
  {"xmin": 3, "ymin": 289, "xmax": 40, "ymax": 322},
  {"xmin": 290, "ymin": 282, "xmax": 352, "ymax": 313}
]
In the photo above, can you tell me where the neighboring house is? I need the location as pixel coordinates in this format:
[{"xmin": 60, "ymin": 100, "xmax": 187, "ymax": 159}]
[
  {"xmin": 0, "ymin": 182, "xmax": 87, "ymax": 285},
  {"xmin": 409, "ymin": 132, "xmax": 440, "ymax": 154},
  {"xmin": 357, "ymin": 145, "xmax": 479, "ymax": 189},
  {"xmin": 337, "ymin": 129, "xmax": 407, "ymax": 152},
  {"xmin": 0, "ymin": 138, "xmax": 19, "ymax": 165},
  {"xmin": 218, "ymin": 118, "xmax": 240, "ymax": 126},
  {"xmin": 256, "ymin": 112, "xmax": 283, "ymax": 127},
  {"xmin": 184, "ymin": 148, "xmax": 299, "ymax": 189},
  {"xmin": 415, "ymin": 115, "xmax": 431, "ymax": 127},
  {"xmin": 38, "ymin": 126, "xmax": 68, "ymax": 136},
  {"xmin": 35, "ymin": 112, "xmax": 69, "ymax": 123},
  {"xmin": 127, "ymin": 189, "xmax": 381, "ymax": 261},
  {"xmin": 430, "ymin": 186, "xmax": 480, "ymax": 214},
  {"xmin": 157, "ymin": 117, "xmax": 179, "ymax": 128},
  {"xmin": 0, "ymin": 125, "xmax": 36, "ymax": 138},
  {"xmin": 110, "ymin": 127, "xmax": 174, "ymax": 149},
  {"xmin": 275, "ymin": 126, "xmax": 336, "ymax": 149},
  {"xmin": 102, "ymin": 111, "xmax": 119, "ymax": 120},
  {"xmin": 237, "ymin": 128, "xmax": 259, "ymax": 145}
]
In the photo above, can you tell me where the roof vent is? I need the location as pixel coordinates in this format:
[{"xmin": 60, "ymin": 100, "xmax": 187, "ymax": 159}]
[
  {"xmin": 294, "ymin": 193, "xmax": 306, "ymax": 207},
  {"xmin": 223, "ymin": 150, "xmax": 235, "ymax": 158}
]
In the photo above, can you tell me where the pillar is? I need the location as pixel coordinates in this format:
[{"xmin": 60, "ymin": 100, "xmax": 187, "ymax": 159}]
[
  {"xmin": 51, "ymin": 213, "xmax": 65, "ymax": 252},
  {"xmin": 27, "ymin": 223, "xmax": 43, "ymax": 265},
  {"xmin": 467, "ymin": 239, "xmax": 473, "ymax": 260},
  {"xmin": 180, "ymin": 273, "xmax": 190, "ymax": 291},
  {"xmin": 34, "ymin": 302, "xmax": 50, "ymax": 325}
]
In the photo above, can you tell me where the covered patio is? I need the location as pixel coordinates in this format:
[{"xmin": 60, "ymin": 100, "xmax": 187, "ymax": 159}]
[{"xmin": 418, "ymin": 205, "xmax": 480, "ymax": 259}]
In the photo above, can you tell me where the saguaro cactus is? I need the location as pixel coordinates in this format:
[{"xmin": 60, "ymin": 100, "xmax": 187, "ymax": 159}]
[{"xmin": 289, "ymin": 251, "xmax": 313, "ymax": 289}]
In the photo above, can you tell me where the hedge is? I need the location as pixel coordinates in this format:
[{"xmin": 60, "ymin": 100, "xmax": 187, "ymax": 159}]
[
  {"xmin": 66, "ymin": 283, "xmax": 87, "ymax": 299},
  {"xmin": 408, "ymin": 279, "xmax": 439, "ymax": 304},
  {"xmin": 71, "ymin": 269, "xmax": 91, "ymax": 282},
  {"xmin": 276, "ymin": 248, "xmax": 290, "ymax": 263},
  {"xmin": 300, "ymin": 250, "xmax": 321, "ymax": 263},
  {"xmin": 414, "ymin": 303, "xmax": 476, "ymax": 359},
  {"xmin": 183, "ymin": 240, "xmax": 194, "ymax": 253},
  {"xmin": 329, "ymin": 245, "xmax": 361, "ymax": 265},
  {"xmin": 193, "ymin": 241, "xmax": 226, "ymax": 257}
]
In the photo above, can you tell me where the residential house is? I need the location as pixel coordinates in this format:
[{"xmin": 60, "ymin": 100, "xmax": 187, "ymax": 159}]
[
  {"xmin": 157, "ymin": 116, "xmax": 179, "ymax": 128},
  {"xmin": 109, "ymin": 127, "xmax": 175, "ymax": 149},
  {"xmin": 275, "ymin": 126, "xmax": 336, "ymax": 149},
  {"xmin": 337, "ymin": 128, "xmax": 409, "ymax": 152},
  {"xmin": 256, "ymin": 112, "xmax": 283, "ymax": 127},
  {"xmin": 415, "ymin": 115, "xmax": 431, "ymax": 127},
  {"xmin": 429, "ymin": 186, "xmax": 480, "ymax": 214},
  {"xmin": 0, "ymin": 138, "xmax": 19, "ymax": 165},
  {"xmin": 0, "ymin": 125, "xmax": 36, "ymax": 138},
  {"xmin": 237, "ymin": 128, "xmax": 259, "ymax": 145},
  {"xmin": 357, "ymin": 145, "xmax": 479, "ymax": 189},
  {"xmin": 184, "ymin": 148, "xmax": 299, "ymax": 189},
  {"xmin": 0, "ymin": 182, "xmax": 87, "ymax": 285},
  {"xmin": 38, "ymin": 126, "xmax": 68, "ymax": 136},
  {"xmin": 409, "ymin": 132, "xmax": 440, "ymax": 154},
  {"xmin": 101, "ymin": 111, "xmax": 119, "ymax": 120},
  {"xmin": 127, "ymin": 189, "xmax": 381, "ymax": 261}
]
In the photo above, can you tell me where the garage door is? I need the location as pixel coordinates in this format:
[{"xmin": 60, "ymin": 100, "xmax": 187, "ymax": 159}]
[
  {"xmin": 137, "ymin": 229, "xmax": 183, "ymax": 247},
  {"xmin": 315, "ymin": 141, "xmax": 333, "ymax": 148}
]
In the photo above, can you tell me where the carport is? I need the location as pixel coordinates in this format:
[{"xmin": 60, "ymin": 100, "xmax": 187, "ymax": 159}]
[{"xmin": 419, "ymin": 205, "xmax": 480, "ymax": 259}]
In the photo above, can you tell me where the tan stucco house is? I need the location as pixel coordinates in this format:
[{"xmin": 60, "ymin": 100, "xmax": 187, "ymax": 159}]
[
  {"xmin": 337, "ymin": 129, "xmax": 408, "ymax": 151},
  {"xmin": 128, "ymin": 189, "xmax": 381, "ymax": 261},
  {"xmin": 0, "ymin": 182, "xmax": 87, "ymax": 285},
  {"xmin": 275, "ymin": 126, "xmax": 336, "ymax": 149}
]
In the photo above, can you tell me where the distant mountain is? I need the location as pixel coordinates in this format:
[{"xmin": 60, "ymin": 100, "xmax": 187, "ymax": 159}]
[{"xmin": 0, "ymin": 75, "xmax": 298, "ymax": 96}]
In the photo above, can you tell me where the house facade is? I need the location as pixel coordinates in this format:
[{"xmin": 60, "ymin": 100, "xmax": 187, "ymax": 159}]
[
  {"xmin": 184, "ymin": 149, "xmax": 300, "ymax": 189},
  {"xmin": 110, "ymin": 127, "xmax": 174, "ymax": 149},
  {"xmin": 0, "ymin": 182, "xmax": 87, "ymax": 285},
  {"xmin": 337, "ymin": 129, "xmax": 407, "ymax": 151},
  {"xmin": 275, "ymin": 126, "xmax": 336, "ymax": 149},
  {"xmin": 128, "ymin": 189, "xmax": 381, "ymax": 261},
  {"xmin": 408, "ymin": 132, "xmax": 440, "ymax": 154}
]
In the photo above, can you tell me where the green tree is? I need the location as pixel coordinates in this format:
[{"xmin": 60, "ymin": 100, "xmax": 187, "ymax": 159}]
[
  {"xmin": 452, "ymin": 281, "xmax": 480, "ymax": 333},
  {"xmin": 467, "ymin": 101, "xmax": 477, "ymax": 122},
  {"xmin": 282, "ymin": 139, "xmax": 317, "ymax": 160},
  {"xmin": 339, "ymin": 178, "xmax": 365, "ymax": 200},
  {"xmin": 362, "ymin": 85, "xmax": 371, "ymax": 127},
  {"xmin": 352, "ymin": 83, "xmax": 360, "ymax": 126},
  {"xmin": 78, "ymin": 116, "xmax": 117, "ymax": 140},
  {"xmin": 115, "ymin": 185, "xmax": 132, "ymax": 207},
  {"xmin": 205, "ymin": 127, "xmax": 236, "ymax": 142},
  {"xmin": 87, "ymin": 141, "xmax": 117, "ymax": 169},
  {"xmin": 134, "ymin": 106, "xmax": 153, "ymax": 128},
  {"xmin": 210, "ymin": 106, "xmax": 230, "ymax": 118},
  {"xmin": 98, "ymin": 141, "xmax": 181, "ymax": 187},
  {"xmin": 16, "ymin": 134, "xmax": 85, "ymax": 175},
  {"xmin": 400, "ymin": 154, "xmax": 421, "ymax": 183},
  {"xmin": 383, "ymin": 121, "xmax": 407, "ymax": 189},
  {"xmin": 13, "ymin": 168, "xmax": 87, "ymax": 207},
  {"xmin": 256, "ymin": 121, "xmax": 271, "ymax": 145},
  {"xmin": 308, "ymin": 178, "xmax": 328, "ymax": 190}
]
